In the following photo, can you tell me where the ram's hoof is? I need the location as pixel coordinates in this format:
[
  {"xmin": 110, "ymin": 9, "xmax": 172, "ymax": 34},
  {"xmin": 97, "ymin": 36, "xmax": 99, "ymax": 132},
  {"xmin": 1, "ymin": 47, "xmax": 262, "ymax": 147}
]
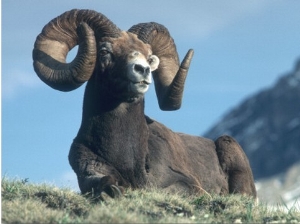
[
  {"xmin": 111, "ymin": 184, "xmax": 122, "ymax": 197},
  {"xmin": 100, "ymin": 184, "xmax": 123, "ymax": 201}
]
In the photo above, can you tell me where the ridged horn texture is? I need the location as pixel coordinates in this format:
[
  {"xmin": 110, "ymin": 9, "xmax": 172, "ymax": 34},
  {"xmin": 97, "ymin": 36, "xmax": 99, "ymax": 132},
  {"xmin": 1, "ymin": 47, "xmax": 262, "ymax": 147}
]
[
  {"xmin": 128, "ymin": 22, "xmax": 194, "ymax": 110},
  {"xmin": 33, "ymin": 9, "xmax": 121, "ymax": 91}
]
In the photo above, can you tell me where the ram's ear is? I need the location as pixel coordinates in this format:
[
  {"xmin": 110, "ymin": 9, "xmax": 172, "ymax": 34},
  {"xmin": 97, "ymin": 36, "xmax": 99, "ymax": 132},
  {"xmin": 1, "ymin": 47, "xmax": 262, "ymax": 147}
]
[{"xmin": 149, "ymin": 55, "xmax": 159, "ymax": 71}]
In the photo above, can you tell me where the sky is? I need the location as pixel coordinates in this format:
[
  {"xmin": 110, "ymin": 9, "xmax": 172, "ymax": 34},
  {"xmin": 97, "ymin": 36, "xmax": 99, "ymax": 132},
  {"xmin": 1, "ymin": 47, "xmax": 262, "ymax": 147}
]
[{"xmin": 2, "ymin": 0, "xmax": 300, "ymax": 191}]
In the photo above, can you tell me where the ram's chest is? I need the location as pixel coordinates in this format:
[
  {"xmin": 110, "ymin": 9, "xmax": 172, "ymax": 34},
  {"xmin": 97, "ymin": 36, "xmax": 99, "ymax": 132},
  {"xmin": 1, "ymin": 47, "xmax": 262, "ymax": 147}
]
[{"xmin": 82, "ymin": 110, "xmax": 149, "ymax": 186}]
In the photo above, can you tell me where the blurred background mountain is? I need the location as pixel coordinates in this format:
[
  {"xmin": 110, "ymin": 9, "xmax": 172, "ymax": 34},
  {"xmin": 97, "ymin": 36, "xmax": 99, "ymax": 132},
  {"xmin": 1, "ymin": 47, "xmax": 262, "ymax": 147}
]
[{"xmin": 204, "ymin": 58, "xmax": 300, "ymax": 207}]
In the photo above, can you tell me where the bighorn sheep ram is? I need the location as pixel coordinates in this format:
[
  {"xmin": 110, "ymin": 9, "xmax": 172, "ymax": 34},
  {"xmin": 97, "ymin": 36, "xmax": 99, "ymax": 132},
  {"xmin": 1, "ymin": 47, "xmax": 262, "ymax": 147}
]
[{"xmin": 33, "ymin": 9, "xmax": 256, "ymax": 198}]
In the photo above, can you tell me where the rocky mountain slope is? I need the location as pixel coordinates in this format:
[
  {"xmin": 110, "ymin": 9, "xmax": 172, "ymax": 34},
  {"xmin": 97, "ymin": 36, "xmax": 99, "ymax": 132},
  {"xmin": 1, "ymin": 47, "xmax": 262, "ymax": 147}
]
[
  {"xmin": 255, "ymin": 162, "xmax": 300, "ymax": 209},
  {"xmin": 204, "ymin": 59, "xmax": 300, "ymax": 180},
  {"xmin": 204, "ymin": 58, "xmax": 300, "ymax": 207}
]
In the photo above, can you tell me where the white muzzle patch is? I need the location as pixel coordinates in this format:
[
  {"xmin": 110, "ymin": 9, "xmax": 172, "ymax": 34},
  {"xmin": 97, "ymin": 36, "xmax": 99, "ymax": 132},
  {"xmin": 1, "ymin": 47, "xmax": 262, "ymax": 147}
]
[{"xmin": 127, "ymin": 53, "xmax": 159, "ymax": 94}]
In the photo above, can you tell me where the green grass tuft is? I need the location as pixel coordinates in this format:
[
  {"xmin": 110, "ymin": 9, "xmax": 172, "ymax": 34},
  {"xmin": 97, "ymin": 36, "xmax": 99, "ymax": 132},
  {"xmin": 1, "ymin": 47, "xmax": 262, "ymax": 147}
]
[{"xmin": 2, "ymin": 177, "xmax": 300, "ymax": 223}]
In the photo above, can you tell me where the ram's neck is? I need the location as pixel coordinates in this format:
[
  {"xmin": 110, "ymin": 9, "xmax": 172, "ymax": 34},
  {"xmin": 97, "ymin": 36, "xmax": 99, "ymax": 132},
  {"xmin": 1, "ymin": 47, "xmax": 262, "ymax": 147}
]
[{"xmin": 76, "ymin": 81, "xmax": 149, "ymax": 186}]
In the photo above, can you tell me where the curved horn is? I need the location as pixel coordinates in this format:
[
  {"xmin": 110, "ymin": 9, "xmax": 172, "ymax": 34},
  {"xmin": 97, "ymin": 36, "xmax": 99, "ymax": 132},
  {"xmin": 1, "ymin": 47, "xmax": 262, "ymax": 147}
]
[
  {"xmin": 33, "ymin": 9, "xmax": 121, "ymax": 91},
  {"xmin": 128, "ymin": 22, "xmax": 194, "ymax": 110}
]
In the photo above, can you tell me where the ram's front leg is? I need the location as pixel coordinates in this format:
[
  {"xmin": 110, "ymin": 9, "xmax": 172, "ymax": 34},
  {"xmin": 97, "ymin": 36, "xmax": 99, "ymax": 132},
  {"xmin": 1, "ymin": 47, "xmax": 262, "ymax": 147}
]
[{"xmin": 68, "ymin": 142, "xmax": 128, "ymax": 199}]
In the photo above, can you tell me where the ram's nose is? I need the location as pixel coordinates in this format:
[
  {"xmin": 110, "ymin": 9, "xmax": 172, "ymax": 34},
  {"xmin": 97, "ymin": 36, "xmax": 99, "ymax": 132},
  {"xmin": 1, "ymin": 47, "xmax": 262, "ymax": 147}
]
[{"xmin": 134, "ymin": 64, "xmax": 150, "ymax": 77}]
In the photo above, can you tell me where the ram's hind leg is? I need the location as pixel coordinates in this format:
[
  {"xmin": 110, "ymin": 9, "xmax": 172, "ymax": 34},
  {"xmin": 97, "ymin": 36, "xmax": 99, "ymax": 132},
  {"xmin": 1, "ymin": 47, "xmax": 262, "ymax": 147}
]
[{"xmin": 215, "ymin": 135, "xmax": 257, "ymax": 197}]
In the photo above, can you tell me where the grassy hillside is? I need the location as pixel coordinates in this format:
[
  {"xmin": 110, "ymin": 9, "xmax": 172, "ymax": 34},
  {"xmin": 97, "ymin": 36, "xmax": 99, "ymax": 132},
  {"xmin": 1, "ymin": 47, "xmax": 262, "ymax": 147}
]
[{"xmin": 2, "ymin": 178, "xmax": 299, "ymax": 223}]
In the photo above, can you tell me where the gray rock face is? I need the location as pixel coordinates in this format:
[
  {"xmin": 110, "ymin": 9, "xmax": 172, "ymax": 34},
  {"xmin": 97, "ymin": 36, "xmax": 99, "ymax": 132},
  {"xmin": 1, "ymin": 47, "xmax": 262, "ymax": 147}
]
[{"xmin": 205, "ymin": 59, "xmax": 300, "ymax": 180}]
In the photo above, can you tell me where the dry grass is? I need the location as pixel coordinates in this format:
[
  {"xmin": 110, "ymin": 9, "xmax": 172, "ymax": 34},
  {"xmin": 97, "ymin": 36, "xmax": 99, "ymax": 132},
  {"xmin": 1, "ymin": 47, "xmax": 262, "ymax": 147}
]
[{"xmin": 2, "ymin": 177, "xmax": 300, "ymax": 223}]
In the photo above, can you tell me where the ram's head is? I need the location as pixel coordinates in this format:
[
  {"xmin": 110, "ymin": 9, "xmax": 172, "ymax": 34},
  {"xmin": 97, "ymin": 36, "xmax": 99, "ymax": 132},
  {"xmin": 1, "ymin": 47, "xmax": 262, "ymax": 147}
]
[{"xmin": 33, "ymin": 9, "xmax": 193, "ymax": 110}]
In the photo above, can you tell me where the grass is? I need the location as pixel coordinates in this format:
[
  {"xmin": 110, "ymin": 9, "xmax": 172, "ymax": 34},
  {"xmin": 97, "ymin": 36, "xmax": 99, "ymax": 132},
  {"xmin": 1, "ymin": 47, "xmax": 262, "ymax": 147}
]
[{"xmin": 2, "ymin": 177, "xmax": 300, "ymax": 223}]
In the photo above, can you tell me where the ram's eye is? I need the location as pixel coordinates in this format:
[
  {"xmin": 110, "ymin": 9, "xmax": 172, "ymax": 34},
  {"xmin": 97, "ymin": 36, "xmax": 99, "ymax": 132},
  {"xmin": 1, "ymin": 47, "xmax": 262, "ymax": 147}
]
[{"xmin": 99, "ymin": 50, "xmax": 109, "ymax": 57}]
